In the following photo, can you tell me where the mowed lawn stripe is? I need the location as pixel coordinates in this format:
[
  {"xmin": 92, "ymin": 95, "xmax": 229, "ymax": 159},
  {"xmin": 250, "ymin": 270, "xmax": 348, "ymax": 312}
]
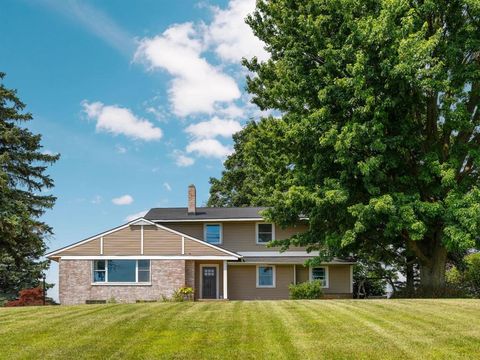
[
  {"xmin": 1, "ymin": 300, "xmax": 479, "ymax": 360},
  {"xmin": 299, "ymin": 300, "xmax": 411, "ymax": 359}
]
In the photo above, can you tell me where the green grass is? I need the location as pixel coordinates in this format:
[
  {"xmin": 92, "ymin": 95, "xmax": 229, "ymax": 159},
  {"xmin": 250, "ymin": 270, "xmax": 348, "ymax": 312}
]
[{"xmin": 1, "ymin": 300, "xmax": 479, "ymax": 359}]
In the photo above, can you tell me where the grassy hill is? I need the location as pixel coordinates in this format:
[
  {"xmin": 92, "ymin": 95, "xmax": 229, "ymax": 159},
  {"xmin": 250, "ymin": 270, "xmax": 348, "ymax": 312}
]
[{"xmin": 1, "ymin": 299, "xmax": 479, "ymax": 359}]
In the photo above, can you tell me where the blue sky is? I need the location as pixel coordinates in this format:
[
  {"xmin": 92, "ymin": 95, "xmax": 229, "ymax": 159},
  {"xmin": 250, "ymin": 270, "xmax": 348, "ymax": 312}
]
[{"xmin": 0, "ymin": 0, "xmax": 268, "ymax": 300}]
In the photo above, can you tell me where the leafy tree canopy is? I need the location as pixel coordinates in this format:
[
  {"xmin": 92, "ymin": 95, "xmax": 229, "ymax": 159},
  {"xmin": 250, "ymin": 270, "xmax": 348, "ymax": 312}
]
[{"xmin": 210, "ymin": 0, "xmax": 480, "ymax": 294}]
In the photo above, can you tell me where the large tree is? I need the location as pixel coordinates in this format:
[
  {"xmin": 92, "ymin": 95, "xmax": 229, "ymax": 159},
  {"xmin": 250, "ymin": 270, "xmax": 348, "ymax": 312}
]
[
  {"xmin": 0, "ymin": 72, "xmax": 59, "ymax": 299},
  {"xmin": 211, "ymin": 0, "xmax": 480, "ymax": 295}
]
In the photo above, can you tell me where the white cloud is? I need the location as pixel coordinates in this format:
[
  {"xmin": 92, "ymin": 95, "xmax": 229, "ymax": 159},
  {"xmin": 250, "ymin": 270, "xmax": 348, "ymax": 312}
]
[
  {"xmin": 172, "ymin": 150, "xmax": 195, "ymax": 167},
  {"xmin": 186, "ymin": 138, "xmax": 232, "ymax": 158},
  {"xmin": 82, "ymin": 101, "xmax": 163, "ymax": 141},
  {"xmin": 134, "ymin": 22, "xmax": 241, "ymax": 116},
  {"xmin": 185, "ymin": 117, "xmax": 242, "ymax": 139},
  {"xmin": 125, "ymin": 210, "xmax": 148, "ymax": 222},
  {"xmin": 205, "ymin": 0, "xmax": 269, "ymax": 63},
  {"xmin": 163, "ymin": 182, "xmax": 172, "ymax": 191},
  {"xmin": 41, "ymin": 0, "xmax": 134, "ymax": 56},
  {"xmin": 112, "ymin": 194, "xmax": 134, "ymax": 205},
  {"xmin": 217, "ymin": 104, "xmax": 245, "ymax": 119}
]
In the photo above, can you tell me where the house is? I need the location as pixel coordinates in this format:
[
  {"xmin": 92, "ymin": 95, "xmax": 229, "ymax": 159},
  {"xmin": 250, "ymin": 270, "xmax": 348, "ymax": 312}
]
[{"xmin": 46, "ymin": 185, "xmax": 354, "ymax": 304}]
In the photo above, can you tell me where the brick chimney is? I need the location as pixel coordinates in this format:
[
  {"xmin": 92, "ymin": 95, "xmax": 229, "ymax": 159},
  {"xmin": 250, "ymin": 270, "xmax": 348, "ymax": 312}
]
[{"xmin": 188, "ymin": 184, "xmax": 196, "ymax": 215}]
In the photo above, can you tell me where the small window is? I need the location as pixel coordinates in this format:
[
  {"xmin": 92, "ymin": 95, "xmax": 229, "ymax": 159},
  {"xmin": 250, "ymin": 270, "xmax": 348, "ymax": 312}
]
[
  {"xmin": 204, "ymin": 224, "xmax": 222, "ymax": 244},
  {"xmin": 92, "ymin": 260, "xmax": 150, "ymax": 283},
  {"xmin": 256, "ymin": 223, "xmax": 274, "ymax": 244},
  {"xmin": 93, "ymin": 260, "xmax": 106, "ymax": 282},
  {"xmin": 257, "ymin": 265, "xmax": 275, "ymax": 288},
  {"xmin": 311, "ymin": 267, "xmax": 328, "ymax": 287}
]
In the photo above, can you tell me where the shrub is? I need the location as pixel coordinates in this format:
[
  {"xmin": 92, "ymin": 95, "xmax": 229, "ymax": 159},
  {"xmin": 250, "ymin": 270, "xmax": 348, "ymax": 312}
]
[
  {"xmin": 172, "ymin": 287, "xmax": 194, "ymax": 302},
  {"xmin": 289, "ymin": 281, "xmax": 323, "ymax": 299},
  {"xmin": 447, "ymin": 253, "xmax": 480, "ymax": 298},
  {"xmin": 4, "ymin": 287, "xmax": 44, "ymax": 307}
]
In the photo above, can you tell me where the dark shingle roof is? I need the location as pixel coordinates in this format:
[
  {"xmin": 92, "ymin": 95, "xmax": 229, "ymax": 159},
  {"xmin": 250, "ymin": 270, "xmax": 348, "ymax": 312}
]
[{"xmin": 144, "ymin": 207, "xmax": 267, "ymax": 221}]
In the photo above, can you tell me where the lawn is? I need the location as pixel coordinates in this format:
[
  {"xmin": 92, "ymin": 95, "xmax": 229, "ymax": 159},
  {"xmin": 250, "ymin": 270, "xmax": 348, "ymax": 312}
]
[{"xmin": 0, "ymin": 300, "xmax": 479, "ymax": 359}]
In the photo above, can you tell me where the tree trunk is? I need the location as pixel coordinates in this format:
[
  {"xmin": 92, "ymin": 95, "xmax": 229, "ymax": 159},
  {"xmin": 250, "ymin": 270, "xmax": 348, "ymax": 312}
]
[
  {"xmin": 405, "ymin": 257, "xmax": 415, "ymax": 297},
  {"xmin": 408, "ymin": 233, "xmax": 448, "ymax": 297},
  {"xmin": 418, "ymin": 246, "xmax": 447, "ymax": 297}
]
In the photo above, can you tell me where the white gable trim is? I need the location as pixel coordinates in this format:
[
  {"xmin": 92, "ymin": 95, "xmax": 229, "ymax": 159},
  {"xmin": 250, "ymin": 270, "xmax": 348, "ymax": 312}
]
[
  {"xmin": 46, "ymin": 217, "xmax": 241, "ymax": 259},
  {"xmin": 60, "ymin": 255, "xmax": 239, "ymax": 260}
]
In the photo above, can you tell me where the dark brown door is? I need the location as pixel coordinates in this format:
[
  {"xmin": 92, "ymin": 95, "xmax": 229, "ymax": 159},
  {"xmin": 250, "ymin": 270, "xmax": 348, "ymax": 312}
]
[{"xmin": 202, "ymin": 266, "xmax": 217, "ymax": 299}]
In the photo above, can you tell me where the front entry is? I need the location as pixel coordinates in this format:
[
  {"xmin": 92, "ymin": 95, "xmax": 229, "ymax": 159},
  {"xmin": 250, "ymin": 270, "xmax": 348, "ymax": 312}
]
[{"xmin": 201, "ymin": 266, "xmax": 217, "ymax": 299}]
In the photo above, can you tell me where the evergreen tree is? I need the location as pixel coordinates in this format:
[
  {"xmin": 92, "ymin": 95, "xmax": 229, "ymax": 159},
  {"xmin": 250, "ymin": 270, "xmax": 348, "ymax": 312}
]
[{"xmin": 0, "ymin": 72, "xmax": 59, "ymax": 299}]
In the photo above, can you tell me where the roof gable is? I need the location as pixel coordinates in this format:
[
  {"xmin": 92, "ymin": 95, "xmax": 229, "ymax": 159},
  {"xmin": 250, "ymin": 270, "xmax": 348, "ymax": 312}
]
[{"xmin": 46, "ymin": 218, "xmax": 241, "ymax": 259}]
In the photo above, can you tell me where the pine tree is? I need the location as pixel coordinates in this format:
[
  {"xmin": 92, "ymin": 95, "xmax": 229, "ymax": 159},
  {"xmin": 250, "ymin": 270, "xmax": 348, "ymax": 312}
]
[{"xmin": 0, "ymin": 72, "xmax": 59, "ymax": 299}]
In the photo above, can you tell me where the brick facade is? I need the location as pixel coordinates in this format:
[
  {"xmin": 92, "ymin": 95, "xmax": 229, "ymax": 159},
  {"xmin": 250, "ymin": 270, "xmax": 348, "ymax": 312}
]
[
  {"xmin": 59, "ymin": 259, "xmax": 188, "ymax": 305},
  {"xmin": 185, "ymin": 260, "xmax": 195, "ymax": 289}
]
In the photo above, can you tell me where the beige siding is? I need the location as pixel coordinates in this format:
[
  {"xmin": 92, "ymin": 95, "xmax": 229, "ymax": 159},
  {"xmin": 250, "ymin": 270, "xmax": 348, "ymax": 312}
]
[
  {"xmin": 228, "ymin": 265, "xmax": 295, "ymax": 300},
  {"xmin": 55, "ymin": 225, "xmax": 231, "ymax": 257},
  {"xmin": 195, "ymin": 260, "xmax": 224, "ymax": 299},
  {"xmin": 159, "ymin": 221, "xmax": 307, "ymax": 252},
  {"xmin": 57, "ymin": 238, "xmax": 101, "ymax": 256},
  {"xmin": 143, "ymin": 227, "xmax": 182, "ymax": 255},
  {"xmin": 103, "ymin": 227, "xmax": 141, "ymax": 255},
  {"xmin": 327, "ymin": 265, "xmax": 351, "ymax": 294},
  {"xmin": 296, "ymin": 264, "xmax": 352, "ymax": 294},
  {"xmin": 184, "ymin": 239, "xmax": 226, "ymax": 256},
  {"xmin": 296, "ymin": 265, "xmax": 309, "ymax": 283},
  {"xmin": 227, "ymin": 264, "xmax": 352, "ymax": 300},
  {"xmin": 162, "ymin": 222, "xmax": 204, "ymax": 239}
]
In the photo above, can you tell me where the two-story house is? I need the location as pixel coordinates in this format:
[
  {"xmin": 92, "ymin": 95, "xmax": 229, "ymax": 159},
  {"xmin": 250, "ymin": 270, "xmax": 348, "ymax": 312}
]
[{"xmin": 46, "ymin": 185, "xmax": 354, "ymax": 304}]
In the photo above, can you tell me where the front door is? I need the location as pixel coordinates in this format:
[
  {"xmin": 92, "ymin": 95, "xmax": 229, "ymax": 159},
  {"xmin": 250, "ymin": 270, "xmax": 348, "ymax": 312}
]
[{"xmin": 202, "ymin": 266, "xmax": 217, "ymax": 299}]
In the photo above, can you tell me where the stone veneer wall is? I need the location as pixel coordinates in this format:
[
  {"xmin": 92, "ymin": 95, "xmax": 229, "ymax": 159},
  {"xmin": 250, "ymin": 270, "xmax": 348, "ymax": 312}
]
[
  {"xmin": 59, "ymin": 259, "xmax": 187, "ymax": 305},
  {"xmin": 185, "ymin": 260, "xmax": 195, "ymax": 290}
]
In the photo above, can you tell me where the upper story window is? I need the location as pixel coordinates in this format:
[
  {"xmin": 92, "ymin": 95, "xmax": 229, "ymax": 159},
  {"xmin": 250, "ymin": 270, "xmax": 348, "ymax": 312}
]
[
  {"xmin": 93, "ymin": 260, "xmax": 151, "ymax": 284},
  {"xmin": 256, "ymin": 223, "xmax": 275, "ymax": 244},
  {"xmin": 204, "ymin": 223, "xmax": 222, "ymax": 244},
  {"xmin": 310, "ymin": 266, "xmax": 328, "ymax": 287}
]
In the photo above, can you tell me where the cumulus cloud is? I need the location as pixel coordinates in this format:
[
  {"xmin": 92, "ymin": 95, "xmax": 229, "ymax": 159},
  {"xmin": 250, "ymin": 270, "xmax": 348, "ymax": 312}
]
[
  {"xmin": 125, "ymin": 210, "xmax": 148, "ymax": 222},
  {"xmin": 186, "ymin": 139, "xmax": 232, "ymax": 158},
  {"xmin": 172, "ymin": 150, "xmax": 195, "ymax": 167},
  {"xmin": 82, "ymin": 101, "xmax": 163, "ymax": 141},
  {"xmin": 135, "ymin": 23, "xmax": 241, "ymax": 117},
  {"xmin": 205, "ymin": 0, "xmax": 268, "ymax": 63},
  {"xmin": 112, "ymin": 194, "xmax": 134, "ymax": 205},
  {"xmin": 185, "ymin": 117, "xmax": 242, "ymax": 139}
]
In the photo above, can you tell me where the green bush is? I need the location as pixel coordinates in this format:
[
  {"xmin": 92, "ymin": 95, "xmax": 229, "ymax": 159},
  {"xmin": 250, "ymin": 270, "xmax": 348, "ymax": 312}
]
[
  {"xmin": 172, "ymin": 287, "xmax": 194, "ymax": 302},
  {"xmin": 447, "ymin": 253, "xmax": 480, "ymax": 298},
  {"xmin": 289, "ymin": 281, "xmax": 323, "ymax": 299}
]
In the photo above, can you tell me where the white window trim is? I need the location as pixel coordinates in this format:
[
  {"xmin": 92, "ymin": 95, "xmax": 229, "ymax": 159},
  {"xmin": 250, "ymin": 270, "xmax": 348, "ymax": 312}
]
[
  {"xmin": 309, "ymin": 266, "xmax": 329, "ymax": 288},
  {"xmin": 203, "ymin": 223, "xmax": 223, "ymax": 245},
  {"xmin": 255, "ymin": 222, "xmax": 275, "ymax": 245},
  {"xmin": 91, "ymin": 259, "xmax": 151, "ymax": 285},
  {"xmin": 256, "ymin": 265, "xmax": 276, "ymax": 288},
  {"xmin": 199, "ymin": 264, "xmax": 220, "ymax": 299}
]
